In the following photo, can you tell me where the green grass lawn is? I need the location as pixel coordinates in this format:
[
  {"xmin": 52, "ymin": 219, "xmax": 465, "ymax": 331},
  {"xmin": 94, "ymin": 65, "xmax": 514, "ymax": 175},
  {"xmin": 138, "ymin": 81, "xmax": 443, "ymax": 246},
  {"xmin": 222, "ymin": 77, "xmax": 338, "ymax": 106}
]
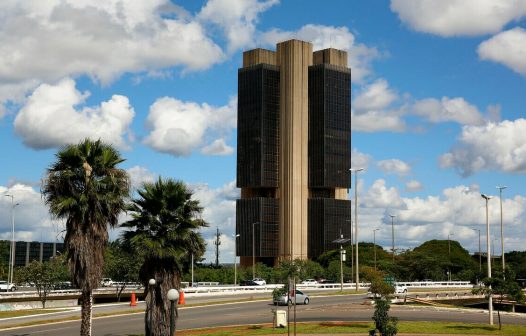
[
  {"xmin": 0, "ymin": 308, "xmax": 68, "ymax": 318},
  {"xmin": 175, "ymin": 321, "xmax": 526, "ymax": 335}
]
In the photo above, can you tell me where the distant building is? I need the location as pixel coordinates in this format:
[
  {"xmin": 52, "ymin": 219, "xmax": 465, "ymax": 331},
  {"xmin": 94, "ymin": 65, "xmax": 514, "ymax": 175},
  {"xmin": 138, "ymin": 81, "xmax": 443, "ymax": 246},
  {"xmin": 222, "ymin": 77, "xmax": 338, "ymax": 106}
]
[
  {"xmin": 1, "ymin": 240, "xmax": 64, "ymax": 267},
  {"xmin": 236, "ymin": 39, "xmax": 352, "ymax": 266}
]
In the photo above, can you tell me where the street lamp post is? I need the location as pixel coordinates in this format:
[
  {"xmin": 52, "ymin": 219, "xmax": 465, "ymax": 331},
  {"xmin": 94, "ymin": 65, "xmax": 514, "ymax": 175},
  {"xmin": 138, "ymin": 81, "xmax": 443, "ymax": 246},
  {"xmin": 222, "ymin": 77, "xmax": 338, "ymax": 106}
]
[
  {"xmin": 373, "ymin": 229, "xmax": 379, "ymax": 271},
  {"xmin": 4, "ymin": 194, "xmax": 18, "ymax": 285},
  {"xmin": 497, "ymin": 186, "xmax": 507, "ymax": 277},
  {"xmin": 448, "ymin": 233, "xmax": 454, "ymax": 282},
  {"xmin": 389, "ymin": 214, "xmax": 396, "ymax": 263},
  {"xmin": 350, "ymin": 168, "xmax": 364, "ymax": 291},
  {"xmin": 148, "ymin": 278, "xmax": 156, "ymax": 336},
  {"xmin": 333, "ymin": 235, "xmax": 350, "ymax": 291},
  {"xmin": 233, "ymin": 233, "xmax": 240, "ymax": 287},
  {"xmin": 481, "ymin": 193, "xmax": 493, "ymax": 325},
  {"xmin": 252, "ymin": 222, "xmax": 259, "ymax": 280},
  {"xmin": 167, "ymin": 288, "xmax": 179, "ymax": 336}
]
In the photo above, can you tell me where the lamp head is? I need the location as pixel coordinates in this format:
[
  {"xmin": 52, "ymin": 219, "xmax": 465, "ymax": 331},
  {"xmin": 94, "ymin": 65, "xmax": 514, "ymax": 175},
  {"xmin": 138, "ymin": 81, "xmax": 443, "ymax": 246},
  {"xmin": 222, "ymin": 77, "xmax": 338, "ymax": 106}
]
[
  {"xmin": 496, "ymin": 185, "xmax": 507, "ymax": 191},
  {"xmin": 167, "ymin": 288, "xmax": 179, "ymax": 302},
  {"xmin": 481, "ymin": 194, "xmax": 492, "ymax": 200},
  {"xmin": 148, "ymin": 278, "xmax": 156, "ymax": 286}
]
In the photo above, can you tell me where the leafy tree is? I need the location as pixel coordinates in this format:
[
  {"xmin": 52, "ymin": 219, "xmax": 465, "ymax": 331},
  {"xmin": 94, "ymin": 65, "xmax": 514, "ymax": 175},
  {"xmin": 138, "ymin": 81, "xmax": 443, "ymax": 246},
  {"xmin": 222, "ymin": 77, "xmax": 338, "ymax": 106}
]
[
  {"xmin": 121, "ymin": 178, "xmax": 206, "ymax": 336},
  {"xmin": 473, "ymin": 270, "xmax": 525, "ymax": 330},
  {"xmin": 368, "ymin": 271, "xmax": 397, "ymax": 336},
  {"xmin": 18, "ymin": 256, "xmax": 69, "ymax": 308},
  {"xmin": 42, "ymin": 139, "xmax": 130, "ymax": 336},
  {"xmin": 103, "ymin": 240, "xmax": 142, "ymax": 301}
]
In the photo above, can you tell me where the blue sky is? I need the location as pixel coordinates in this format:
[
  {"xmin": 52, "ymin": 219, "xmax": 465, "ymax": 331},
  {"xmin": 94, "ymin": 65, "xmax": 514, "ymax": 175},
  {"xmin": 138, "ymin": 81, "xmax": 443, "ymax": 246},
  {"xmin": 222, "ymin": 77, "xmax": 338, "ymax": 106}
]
[{"xmin": 1, "ymin": 0, "xmax": 525, "ymax": 263}]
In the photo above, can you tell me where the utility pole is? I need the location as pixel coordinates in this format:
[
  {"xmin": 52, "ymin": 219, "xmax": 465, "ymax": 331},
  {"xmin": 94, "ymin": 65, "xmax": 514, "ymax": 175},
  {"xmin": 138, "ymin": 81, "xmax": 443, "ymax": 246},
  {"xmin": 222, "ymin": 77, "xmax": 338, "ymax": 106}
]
[
  {"xmin": 214, "ymin": 227, "xmax": 221, "ymax": 267},
  {"xmin": 389, "ymin": 214, "xmax": 396, "ymax": 263},
  {"xmin": 497, "ymin": 186, "xmax": 507, "ymax": 278}
]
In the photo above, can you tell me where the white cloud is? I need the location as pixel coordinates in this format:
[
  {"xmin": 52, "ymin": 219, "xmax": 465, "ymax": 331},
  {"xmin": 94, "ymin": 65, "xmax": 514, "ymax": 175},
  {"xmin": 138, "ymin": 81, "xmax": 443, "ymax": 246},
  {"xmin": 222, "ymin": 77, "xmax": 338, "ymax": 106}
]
[
  {"xmin": 0, "ymin": 184, "xmax": 64, "ymax": 242},
  {"xmin": 377, "ymin": 159, "xmax": 411, "ymax": 176},
  {"xmin": 201, "ymin": 138, "xmax": 234, "ymax": 156},
  {"xmin": 126, "ymin": 166, "xmax": 157, "ymax": 191},
  {"xmin": 412, "ymin": 97, "xmax": 485, "ymax": 125},
  {"xmin": 352, "ymin": 110, "xmax": 405, "ymax": 132},
  {"xmin": 390, "ymin": 0, "xmax": 526, "ymax": 36},
  {"xmin": 362, "ymin": 179, "xmax": 405, "ymax": 209},
  {"xmin": 440, "ymin": 119, "xmax": 526, "ymax": 176},
  {"xmin": 191, "ymin": 181, "xmax": 238, "ymax": 263},
  {"xmin": 354, "ymin": 79, "xmax": 397, "ymax": 111},
  {"xmin": 478, "ymin": 27, "xmax": 526, "ymax": 76},
  {"xmin": 199, "ymin": 0, "xmax": 279, "ymax": 53},
  {"xmin": 14, "ymin": 78, "xmax": 134, "ymax": 150},
  {"xmin": 0, "ymin": 0, "xmax": 223, "ymax": 109},
  {"xmin": 351, "ymin": 149, "xmax": 371, "ymax": 170},
  {"xmin": 260, "ymin": 24, "xmax": 380, "ymax": 82},
  {"xmin": 405, "ymin": 180, "xmax": 423, "ymax": 192},
  {"xmin": 144, "ymin": 96, "xmax": 236, "ymax": 156}
]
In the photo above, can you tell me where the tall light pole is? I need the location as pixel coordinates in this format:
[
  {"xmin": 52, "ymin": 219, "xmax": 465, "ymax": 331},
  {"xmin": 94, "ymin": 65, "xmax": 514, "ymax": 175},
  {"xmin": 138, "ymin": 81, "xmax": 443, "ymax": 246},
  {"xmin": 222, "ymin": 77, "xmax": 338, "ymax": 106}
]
[
  {"xmin": 448, "ymin": 233, "xmax": 454, "ymax": 282},
  {"xmin": 350, "ymin": 167, "xmax": 364, "ymax": 291},
  {"xmin": 373, "ymin": 228, "xmax": 379, "ymax": 271},
  {"xmin": 389, "ymin": 214, "xmax": 396, "ymax": 263},
  {"xmin": 474, "ymin": 229, "xmax": 481, "ymax": 274},
  {"xmin": 481, "ymin": 193, "xmax": 493, "ymax": 325},
  {"xmin": 5, "ymin": 194, "xmax": 18, "ymax": 285},
  {"xmin": 496, "ymin": 186, "xmax": 507, "ymax": 277},
  {"xmin": 233, "ymin": 233, "xmax": 240, "ymax": 287},
  {"xmin": 252, "ymin": 222, "xmax": 259, "ymax": 280}
]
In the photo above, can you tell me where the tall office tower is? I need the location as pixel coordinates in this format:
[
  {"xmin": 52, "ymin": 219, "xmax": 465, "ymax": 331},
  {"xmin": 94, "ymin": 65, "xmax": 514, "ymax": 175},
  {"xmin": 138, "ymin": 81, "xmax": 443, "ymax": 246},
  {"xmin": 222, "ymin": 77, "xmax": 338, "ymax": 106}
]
[{"xmin": 236, "ymin": 40, "xmax": 352, "ymax": 267}]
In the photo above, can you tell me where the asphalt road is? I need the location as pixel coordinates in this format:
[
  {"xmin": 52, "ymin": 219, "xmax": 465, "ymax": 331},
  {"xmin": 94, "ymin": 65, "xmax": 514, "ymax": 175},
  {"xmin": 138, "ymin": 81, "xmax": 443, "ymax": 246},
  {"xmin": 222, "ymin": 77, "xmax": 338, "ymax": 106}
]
[{"xmin": 1, "ymin": 293, "xmax": 525, "ymax": 336}]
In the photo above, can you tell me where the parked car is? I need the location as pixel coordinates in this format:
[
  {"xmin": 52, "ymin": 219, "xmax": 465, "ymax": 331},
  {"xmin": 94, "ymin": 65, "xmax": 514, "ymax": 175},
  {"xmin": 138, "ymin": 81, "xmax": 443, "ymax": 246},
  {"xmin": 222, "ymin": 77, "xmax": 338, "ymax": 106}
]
[
  {"xmin": 301, "ymin": 279, "xmax": 318, "ymax": 285},
  {"xmin": 273, "ymin": 289, "xmax": 310, "ymax": 305},
  {"xmin": 394, "ymin": 283, "xmax": 408, "ymax": 293},
  {"xmin": 100, "ymin": 278, "xmax": 114, "ymax": 287},
  {"xmin": 252, "ymin": 278, "xmax": 266, "ymax": 285},
  {"xmin": 0, "ymin": 281, "xmax": 16, "ymax": 292},
  {"xmin": 54, "ymin": 281, "xmax": 72, "ymax": 290},
  {"xmin": 239, "ymin": 279, "xmax": 258, "ymax": 286}
]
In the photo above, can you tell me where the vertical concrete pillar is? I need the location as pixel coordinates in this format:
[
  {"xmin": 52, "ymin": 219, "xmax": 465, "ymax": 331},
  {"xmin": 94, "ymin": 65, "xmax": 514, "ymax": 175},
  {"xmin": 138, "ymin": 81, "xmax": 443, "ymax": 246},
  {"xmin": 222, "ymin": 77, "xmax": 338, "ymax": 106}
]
[{"xmin": 277, "ymin": 40, "xmax": 312, "ymax": 260}]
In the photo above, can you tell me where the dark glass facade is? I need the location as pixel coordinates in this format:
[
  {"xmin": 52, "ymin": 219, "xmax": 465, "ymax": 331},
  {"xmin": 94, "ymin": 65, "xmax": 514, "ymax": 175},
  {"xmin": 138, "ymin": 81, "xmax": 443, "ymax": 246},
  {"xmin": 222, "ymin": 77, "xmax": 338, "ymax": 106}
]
[
  {"xmin": 308, "ymin": 198, "xmax": 352, "ymax": 258},
  {"xmin": 236, "ymin": 198, "xmax": 279, "ymax": 257},
  {"xmin": 237, "ymin": 64, "xmax": 280, "ymax": 188},
  {"xmin": 1, "ymin": 240, "xmax": 65, "ymax": 266},
  {"xmin": 308, "ymin": 64, "xmax": 351, "ymax": 188}
]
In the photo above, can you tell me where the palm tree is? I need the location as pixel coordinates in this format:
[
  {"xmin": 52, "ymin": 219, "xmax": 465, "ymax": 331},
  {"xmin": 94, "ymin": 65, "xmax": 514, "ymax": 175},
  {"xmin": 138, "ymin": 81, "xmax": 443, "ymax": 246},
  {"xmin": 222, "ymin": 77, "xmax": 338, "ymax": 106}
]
[
  {"xmin": 121, "ymin": 178, "xmax": 206, "ymax": 336},
  {"xmin": 42, "ymin": 139, "xmax": 129, "ymax": 336}
]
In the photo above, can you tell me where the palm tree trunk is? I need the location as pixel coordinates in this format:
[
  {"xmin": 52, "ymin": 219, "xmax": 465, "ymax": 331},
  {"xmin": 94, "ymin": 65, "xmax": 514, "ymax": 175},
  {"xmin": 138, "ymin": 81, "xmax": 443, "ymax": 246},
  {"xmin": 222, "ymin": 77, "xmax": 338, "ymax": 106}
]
[
  {"xmin": 80, "ymin": 290, "xmax": 93, "ymax": 336},
  {"xmin": 143, "ymin": 266, "xmax": 179, "ymax": 336}
]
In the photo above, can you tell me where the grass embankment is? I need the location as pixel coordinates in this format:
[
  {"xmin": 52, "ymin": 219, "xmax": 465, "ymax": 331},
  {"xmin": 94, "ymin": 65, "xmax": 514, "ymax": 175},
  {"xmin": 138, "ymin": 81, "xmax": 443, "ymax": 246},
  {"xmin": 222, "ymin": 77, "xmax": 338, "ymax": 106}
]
[
  {"xmin": 176, "ymin": 321, "xmax": 526, "ymax": 335},
  {"xmin": 0, "ymin": 309, "xmax": 67, "ymax": 318}
]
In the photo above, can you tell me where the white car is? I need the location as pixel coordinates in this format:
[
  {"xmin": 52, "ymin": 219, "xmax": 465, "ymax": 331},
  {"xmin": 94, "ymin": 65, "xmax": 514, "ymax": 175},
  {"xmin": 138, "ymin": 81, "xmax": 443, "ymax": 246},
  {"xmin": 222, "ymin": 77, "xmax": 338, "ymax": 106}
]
[
  {"xmin": 394, "ymin": 283, "xmax": 408, "ymax": 293},
  {"xmin": 273, "ymin": 289, "xmax": 310, "ymax": 305},
  {"xmin": 0, "ymin": 281, "xmax": 16, "ymax": 292},
  {"xmin": 301, "ymin": 279, "xmax": 318, "ymax": 285},
  {"xmin": 252, "ymin": 278, "xmax": 266, "ymax": 285},
  {"xmin": 100, "ymin": 278, "xmax": 114, "ymax": 287}
]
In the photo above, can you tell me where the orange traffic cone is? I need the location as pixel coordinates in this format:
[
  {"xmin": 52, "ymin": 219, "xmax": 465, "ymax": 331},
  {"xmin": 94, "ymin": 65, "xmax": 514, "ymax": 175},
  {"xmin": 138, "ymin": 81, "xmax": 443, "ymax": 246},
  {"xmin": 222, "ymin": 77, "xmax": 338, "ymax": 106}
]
[
  {"xmin": 178, "ymin": 290, "xmax": 185, "ymax": 305},
  {"xmin": 130, "ymin": 292, "xmax": 137, "ymax": 306}
]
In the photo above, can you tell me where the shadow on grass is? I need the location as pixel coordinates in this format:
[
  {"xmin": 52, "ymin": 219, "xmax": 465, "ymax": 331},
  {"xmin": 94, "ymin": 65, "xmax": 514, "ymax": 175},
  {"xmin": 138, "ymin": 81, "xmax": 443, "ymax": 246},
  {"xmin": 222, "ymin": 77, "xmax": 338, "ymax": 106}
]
[
  {"xmin": 319, "ymin": 321, "xmax": 370, "ymax": 329},
  {"xmin": 445, "ymin": 325, "xmax": 498, "ymax": 332}
]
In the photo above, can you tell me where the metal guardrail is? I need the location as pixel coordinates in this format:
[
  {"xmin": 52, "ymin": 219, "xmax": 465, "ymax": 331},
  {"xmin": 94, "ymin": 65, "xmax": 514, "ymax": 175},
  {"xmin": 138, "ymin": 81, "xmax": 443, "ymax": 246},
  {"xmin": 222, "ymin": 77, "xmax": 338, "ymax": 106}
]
[{"xmin": 0, "ymin": 281, "xmax": 473, "ymax": 299}]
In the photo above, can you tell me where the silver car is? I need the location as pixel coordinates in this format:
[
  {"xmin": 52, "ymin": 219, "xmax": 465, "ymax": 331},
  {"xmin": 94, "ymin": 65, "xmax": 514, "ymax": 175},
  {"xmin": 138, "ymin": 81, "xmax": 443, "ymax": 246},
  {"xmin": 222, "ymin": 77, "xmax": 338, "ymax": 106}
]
[{"xmin": 273, "ymin": 289, "xmax": 310, "ymax": 305}]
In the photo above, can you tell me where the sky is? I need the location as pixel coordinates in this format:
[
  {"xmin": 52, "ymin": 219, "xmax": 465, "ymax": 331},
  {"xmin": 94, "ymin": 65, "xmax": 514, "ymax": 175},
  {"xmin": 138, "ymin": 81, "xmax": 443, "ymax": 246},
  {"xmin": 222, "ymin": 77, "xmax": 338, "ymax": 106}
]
[{"xmin": 0, "ymin": 0, "xmax": 525, "ymax": 264}]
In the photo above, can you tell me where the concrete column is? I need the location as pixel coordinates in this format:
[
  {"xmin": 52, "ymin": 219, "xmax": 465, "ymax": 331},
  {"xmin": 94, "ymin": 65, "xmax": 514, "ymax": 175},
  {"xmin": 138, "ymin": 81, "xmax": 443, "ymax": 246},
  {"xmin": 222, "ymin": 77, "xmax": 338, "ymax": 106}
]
[{"xmin": 277, "ymin": 40, "xmax": 312, "ymax": 261}]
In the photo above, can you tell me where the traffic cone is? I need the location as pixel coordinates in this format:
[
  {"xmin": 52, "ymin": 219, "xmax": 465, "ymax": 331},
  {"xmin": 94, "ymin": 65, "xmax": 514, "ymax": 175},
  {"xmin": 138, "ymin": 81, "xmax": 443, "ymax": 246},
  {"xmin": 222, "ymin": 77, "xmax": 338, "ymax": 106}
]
[
  {"xmin": 178, "ymin": 290, "xmax": 185, "ymax": 305},
  {"xmin": 130, "ymin": 292, "xmax": 137, "ymax": 306}
]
